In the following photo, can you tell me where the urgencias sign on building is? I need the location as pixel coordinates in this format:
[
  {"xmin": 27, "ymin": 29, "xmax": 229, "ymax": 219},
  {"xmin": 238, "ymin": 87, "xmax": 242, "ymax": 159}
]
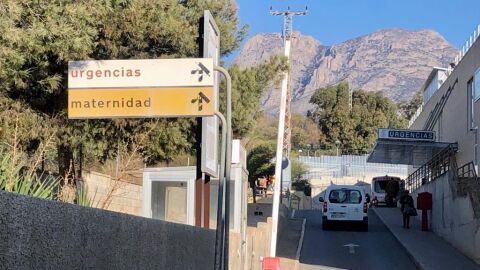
[{"xmin": 378, "ymin": 128, "xmax": 436, "ymax": 142}]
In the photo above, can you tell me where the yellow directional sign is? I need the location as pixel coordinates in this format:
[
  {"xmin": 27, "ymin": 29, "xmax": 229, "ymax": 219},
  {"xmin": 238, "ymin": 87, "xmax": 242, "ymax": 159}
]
[
  {"xmin": 67, "ymin": 58, "xmax": 215, "ymax": 119},
  {"xmin": 68, "ymin": 87, "xmax": 214, "ymax": 118}
]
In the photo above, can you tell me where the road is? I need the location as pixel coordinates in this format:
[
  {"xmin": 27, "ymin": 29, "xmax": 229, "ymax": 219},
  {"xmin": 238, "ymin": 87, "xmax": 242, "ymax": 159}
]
[{"xmin": 295, "ymin": 209, "xmax": 418, "ymax": 270}]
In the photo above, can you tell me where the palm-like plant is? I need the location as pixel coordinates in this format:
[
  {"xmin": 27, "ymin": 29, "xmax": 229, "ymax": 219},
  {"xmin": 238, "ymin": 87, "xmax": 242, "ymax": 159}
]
[
  {"xmin": 0, "ymin": 148, "xmax": 60, "ymax": 200},
  {"xmin": 75, "ymin": 184, "xmax": 92, "ymax": 207}
]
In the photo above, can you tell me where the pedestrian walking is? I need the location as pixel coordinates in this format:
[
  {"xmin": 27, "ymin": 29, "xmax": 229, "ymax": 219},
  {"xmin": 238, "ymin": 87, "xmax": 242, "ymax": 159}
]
[{"xmin": 400, "ymin": 190, "xmax": 416, "ymax": 229}]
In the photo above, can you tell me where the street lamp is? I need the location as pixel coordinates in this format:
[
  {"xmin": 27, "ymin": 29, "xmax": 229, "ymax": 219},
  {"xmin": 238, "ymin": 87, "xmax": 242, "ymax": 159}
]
[{"xmin": 335, "ymin": 140, "xmax": 341, "ymax": 157}]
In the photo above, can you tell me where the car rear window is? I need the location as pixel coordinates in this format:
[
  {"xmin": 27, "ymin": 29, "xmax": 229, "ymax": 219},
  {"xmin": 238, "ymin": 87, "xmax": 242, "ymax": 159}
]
[{"xmin": 328, "ymin": 189, "xmax": 362, "ymax": 204}]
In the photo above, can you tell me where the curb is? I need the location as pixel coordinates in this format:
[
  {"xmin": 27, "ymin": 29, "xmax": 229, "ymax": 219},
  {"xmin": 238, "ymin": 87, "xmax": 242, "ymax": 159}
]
[
  {"xmin": 294, "ymin": 218, "xmax": 306, "ymax": 270},
  {"xmin": 372, "ymin": 208, "xmax": 424, "ymax": 270}
]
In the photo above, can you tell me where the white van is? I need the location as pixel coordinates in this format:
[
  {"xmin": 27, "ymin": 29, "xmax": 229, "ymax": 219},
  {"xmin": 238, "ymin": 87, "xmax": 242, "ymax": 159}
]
[{"xmin": 319, "ymin": 185, "xmax": 369, "ymax": 231}]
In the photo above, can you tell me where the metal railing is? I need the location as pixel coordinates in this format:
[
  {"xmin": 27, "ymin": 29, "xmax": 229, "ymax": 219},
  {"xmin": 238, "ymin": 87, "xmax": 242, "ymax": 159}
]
[
  {"xmin": 457, "ymin": 162, "xmax": 478, "ymax": 179},
  {"xmin": 406, "ymin": 144, "xmax": 458, "ymax": 192}
]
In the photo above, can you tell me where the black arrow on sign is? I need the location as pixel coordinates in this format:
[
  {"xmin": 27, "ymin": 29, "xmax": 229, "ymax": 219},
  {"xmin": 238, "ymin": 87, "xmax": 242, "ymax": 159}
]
[{"xmin": 191, "ymin": 92, "xmax": 211, "ymax": 111}]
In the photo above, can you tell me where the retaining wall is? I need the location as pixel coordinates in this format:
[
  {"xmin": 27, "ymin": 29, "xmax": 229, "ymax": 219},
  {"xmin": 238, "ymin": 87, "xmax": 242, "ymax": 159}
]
[
  {"xmin": 411, "ymin": 173, "xmax": 480, "ymax": 264},
  {"xmin": 0, "ymin": 191, "xmax": 215, "ymax": 270},
  {"xmin": 82, "ymin": 170, "xmax": 142, "ymax": 216}
]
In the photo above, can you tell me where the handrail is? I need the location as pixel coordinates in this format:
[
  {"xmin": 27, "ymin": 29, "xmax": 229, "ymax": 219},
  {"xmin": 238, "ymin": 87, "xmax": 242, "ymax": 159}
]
[
  {"xmin": 406, "ymin": 143, "xmax": 458, "ymax": 192},
  {"xmin": 424, "ymin": 79, "xmax": 458, "ymax": 131},
  {"xmin": 457, "ymin": 162, "xmax": 478, "ymax": 179}
]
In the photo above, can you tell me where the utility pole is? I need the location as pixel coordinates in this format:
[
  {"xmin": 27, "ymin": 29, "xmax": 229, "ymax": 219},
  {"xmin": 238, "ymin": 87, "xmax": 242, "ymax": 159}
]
[
  {"xmin": 268, "ymin": 5, "xmax": 307, "ymax": 259},
  {"xmin": 270, "ymin": 6, "xmax": 307, "ymax": 158},
  {"xmin": 349, "ymin": 87, "xmax": 353, "ymax": 109}
]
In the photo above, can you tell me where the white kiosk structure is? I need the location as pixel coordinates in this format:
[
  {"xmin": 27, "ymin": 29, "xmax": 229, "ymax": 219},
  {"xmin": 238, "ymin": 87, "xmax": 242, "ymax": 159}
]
[{"xmin": 142, "ymin": 140, "xmax": 248, "ymax": 234}]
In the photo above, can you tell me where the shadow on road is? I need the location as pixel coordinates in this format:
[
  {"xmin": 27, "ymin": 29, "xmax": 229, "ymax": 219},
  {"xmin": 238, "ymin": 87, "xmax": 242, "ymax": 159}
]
[{"xmin": 295, "ymin": 210, "xmax": 418, "ymax": 270}]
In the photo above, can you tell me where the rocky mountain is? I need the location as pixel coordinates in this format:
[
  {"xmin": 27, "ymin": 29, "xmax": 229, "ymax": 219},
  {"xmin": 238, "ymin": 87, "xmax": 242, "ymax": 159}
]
[{"xmin": 233, "ymin": 29, "xmax": 458, "ymax": 114}]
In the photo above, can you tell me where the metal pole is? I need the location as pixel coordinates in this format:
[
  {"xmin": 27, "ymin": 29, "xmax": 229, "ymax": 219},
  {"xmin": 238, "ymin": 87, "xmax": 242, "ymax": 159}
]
[
  {"xmin": 270, "ymin": 37, "xmax": 291, "ymax": 257},
  {"xmin": 214, "ymin": 110, "xmax": 227, "ymax": 270},
  {"xmin": 269, "ymin": 7, "xmax": 307, "ymax": 257},
  {"xmin": 215, "ymin": 66, "xmax": 232, "ymax": 270}
]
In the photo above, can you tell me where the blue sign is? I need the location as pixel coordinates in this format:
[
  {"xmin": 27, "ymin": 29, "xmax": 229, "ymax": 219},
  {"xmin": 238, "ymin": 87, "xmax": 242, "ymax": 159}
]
[{"xmin": 378, "ymin": 128, "xmax": 435, "ymax": 142}]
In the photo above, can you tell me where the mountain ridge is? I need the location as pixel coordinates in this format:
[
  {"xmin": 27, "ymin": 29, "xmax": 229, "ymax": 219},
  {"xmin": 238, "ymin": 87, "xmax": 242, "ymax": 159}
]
[{"xmin": 233, "ymin": 28, "xmax": 458, "ymax": 114}]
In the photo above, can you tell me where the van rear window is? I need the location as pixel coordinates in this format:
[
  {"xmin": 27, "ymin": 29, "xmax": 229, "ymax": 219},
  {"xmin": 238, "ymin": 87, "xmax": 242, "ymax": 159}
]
[{"xmin": 329, "ymin": 189, "xmax": 362, "ymax": 204}]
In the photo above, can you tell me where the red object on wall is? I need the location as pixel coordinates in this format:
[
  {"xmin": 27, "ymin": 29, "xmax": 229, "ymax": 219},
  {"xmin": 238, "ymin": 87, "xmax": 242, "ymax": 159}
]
[
  {"xmin": 417, "ymin": 192, "xmax": 432, "ymax": 210},
  {"xmin": 417, "ymin": 192, "xmax": 432, "ymax": 231},
  {"xmin": 263, "ymin": 257, "xmax": 280, "ymax": 270}
]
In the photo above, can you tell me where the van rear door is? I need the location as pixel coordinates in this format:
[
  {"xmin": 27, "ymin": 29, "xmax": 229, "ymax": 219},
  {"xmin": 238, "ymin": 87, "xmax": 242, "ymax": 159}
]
[
  {"xmin": 328, "ymin": 188, "xmax": 364, "ymax": 221},
  {"xmin": 327, "ymin": 189, "xmax": 349, "ymax": 220},
  {"xmin": 347, "ymin": 189, "xmax": 364, "ymax": 221}
]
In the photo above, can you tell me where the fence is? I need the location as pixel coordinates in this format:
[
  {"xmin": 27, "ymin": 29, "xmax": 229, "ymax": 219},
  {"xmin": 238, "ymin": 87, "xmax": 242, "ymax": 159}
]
[
  {"xmin": 299, "ymin": 154, "xmax": 408, "ymax": 180},
  {"xmin": 406, "ymin": 144, "xmax": 458, "ymax": 191}
]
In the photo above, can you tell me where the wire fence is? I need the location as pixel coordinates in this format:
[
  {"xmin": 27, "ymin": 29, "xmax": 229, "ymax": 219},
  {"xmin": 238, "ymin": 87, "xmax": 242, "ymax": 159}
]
[{"xmin": 299, "ymin": 154, "xmax": 408, "ymax": 180}]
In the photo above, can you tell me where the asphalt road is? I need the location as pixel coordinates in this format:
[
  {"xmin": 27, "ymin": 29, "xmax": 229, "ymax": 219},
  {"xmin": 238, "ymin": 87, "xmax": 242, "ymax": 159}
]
[{"xmin": 296, "ymin": 209, "xmax": 418, "ymax": 270}]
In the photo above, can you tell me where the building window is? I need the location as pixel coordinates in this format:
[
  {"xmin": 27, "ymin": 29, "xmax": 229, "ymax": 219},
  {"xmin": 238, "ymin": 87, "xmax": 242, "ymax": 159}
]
[
  {"xmin": 423, "ymin": 76, "xmax": 438, "ymax": 104},
  {"xmin": 475, "ymin": 69, "xmax": 480, "ymax": 101},
  {"xmin": 468, "ymin": 78, "xmax": 475, "ymax": 130}
]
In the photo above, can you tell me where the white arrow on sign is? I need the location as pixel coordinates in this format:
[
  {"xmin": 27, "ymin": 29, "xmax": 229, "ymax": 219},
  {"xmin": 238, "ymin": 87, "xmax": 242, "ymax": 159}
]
[{"xmin": 343, "ymin": 243, "xmax": 360, "ymax": 254}]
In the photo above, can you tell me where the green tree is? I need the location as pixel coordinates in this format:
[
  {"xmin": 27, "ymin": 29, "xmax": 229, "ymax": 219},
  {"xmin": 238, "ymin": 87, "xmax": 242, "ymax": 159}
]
[
  {"xmin": 223, "ymin": 56, "xmax": 287, "ymax": 138},
  {"xmin": 309, "ymin": 82, "xmax": 406, "ymax": 155},
  {"xmin": 291, "ymin": 159, "xmax": 307, "ymax": 182},
  {"xmin": 291, "ymin": 114, "xmax": 323, "ymax": 151},
  {"xmin": 290, "ymin": 159, "xmax": 309, "ymax": 191},
  {"xmin": 243, "ymin": 114, "xmax": 277, "ymax": 151},
  {"xmin": 399, "ymin": 91, "xmax": 423, "ymax": 120},
  {"xmin": 246, "ymin": 143, "xmax": 275, "ymax": 186},
  {"xmin": 0, "ymin": 0, "xmax": 250, "ymax": 175}
]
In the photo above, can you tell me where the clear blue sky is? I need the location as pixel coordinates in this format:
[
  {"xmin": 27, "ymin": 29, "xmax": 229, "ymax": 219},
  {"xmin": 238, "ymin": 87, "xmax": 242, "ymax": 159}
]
[{"xmin": 228, "ymin": 0, "xmax": 480, "ymax": 61}]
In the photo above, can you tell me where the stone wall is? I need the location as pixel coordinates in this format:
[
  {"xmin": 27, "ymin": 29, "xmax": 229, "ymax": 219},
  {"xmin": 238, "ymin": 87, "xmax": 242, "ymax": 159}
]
[
  {"xmin": 0, "ymin": 191, "xmax": 215, "ymax": 270},
  {"xmin": 82, "ymin": 170, "xmax": 142, "ymax": 216},
  {"xmin": 411, "ymin": 173, "xmax": 480, "ymax": 264},
  {"xmin": 244, "ymin": 204, "xmax": 297, "ymax": 270}
]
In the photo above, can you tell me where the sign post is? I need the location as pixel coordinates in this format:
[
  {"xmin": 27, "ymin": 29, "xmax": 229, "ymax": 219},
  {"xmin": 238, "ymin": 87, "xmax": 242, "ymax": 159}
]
[
  {"xmin": 201, "ymin": 10, "xmax": 220, "ymax": 178},
  {"xmin": 199, "ymin": 10, "xmax": 221, "ymax": 230}
]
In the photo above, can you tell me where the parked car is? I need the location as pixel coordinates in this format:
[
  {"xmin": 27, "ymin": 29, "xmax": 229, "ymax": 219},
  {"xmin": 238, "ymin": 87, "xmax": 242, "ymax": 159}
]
[{"xmin": 319, "ymin": 185, "xmax": 369, "ymax": 231}]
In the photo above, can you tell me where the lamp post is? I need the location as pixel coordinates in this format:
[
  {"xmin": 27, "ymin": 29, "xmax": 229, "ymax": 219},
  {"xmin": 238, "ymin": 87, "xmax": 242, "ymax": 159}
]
[{"xmin": 335, "ymin": 140, "xmax": 341, "ymax": 157}]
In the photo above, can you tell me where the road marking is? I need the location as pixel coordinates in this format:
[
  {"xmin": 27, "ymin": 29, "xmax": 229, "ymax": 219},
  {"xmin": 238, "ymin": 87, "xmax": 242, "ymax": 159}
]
[
  {"xmin": 295, "ymin": 218, "xmax": 306, "ymax": 261},
  {"xmin": 344, "ymin": 243, "xmax": 360, "ymax": 254}
]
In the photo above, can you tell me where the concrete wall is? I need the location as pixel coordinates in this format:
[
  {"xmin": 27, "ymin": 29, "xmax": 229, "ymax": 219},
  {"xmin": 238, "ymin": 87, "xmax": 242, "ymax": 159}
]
[
  {"xmin": 245, "ymin": 204, "xmax": 292, "ymax": 270},
  {"xmin": 82, "ymin": 170, "xmax": 142, "ymax": 216},
  {"xmin": 411, "ymin": 174, "xmax": 480, "ymax": 263},
  {"xmin": 0, "ymin": 191, "xmax": 215, "ymax": 270}
]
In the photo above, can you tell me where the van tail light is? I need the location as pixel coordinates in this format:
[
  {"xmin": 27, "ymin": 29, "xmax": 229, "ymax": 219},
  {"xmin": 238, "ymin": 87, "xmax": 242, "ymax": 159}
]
[
  {"xmin": 363, "ymin": 202, "xmax": 368, "ymax": 213},
  {"xmin": 323, "ymin": 202, "xmax": 328, "ymax": 212}
]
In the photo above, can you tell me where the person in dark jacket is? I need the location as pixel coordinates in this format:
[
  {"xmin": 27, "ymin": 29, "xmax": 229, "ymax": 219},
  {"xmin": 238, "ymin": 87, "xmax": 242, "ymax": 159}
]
[{"xmin": 400, "ymin": 190, "xmax": 415, "ymax": 229}]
